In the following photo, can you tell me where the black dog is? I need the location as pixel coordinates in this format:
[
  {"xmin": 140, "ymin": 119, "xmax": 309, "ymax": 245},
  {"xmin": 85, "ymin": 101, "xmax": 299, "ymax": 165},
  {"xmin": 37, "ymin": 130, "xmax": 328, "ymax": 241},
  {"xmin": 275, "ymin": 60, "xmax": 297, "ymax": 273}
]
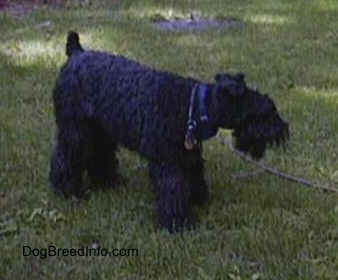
[{"xmin": 50, "ymin": 31, "xmax": 289, "ymax": 232}]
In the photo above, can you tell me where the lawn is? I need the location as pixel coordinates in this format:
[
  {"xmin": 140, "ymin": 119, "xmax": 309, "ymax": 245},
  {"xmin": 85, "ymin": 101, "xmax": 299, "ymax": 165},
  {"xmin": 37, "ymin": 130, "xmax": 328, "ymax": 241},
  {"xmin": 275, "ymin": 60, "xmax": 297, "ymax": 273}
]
[{"xmin": 1, "ymin": 0, "xmax": 338, "ymax": 279}]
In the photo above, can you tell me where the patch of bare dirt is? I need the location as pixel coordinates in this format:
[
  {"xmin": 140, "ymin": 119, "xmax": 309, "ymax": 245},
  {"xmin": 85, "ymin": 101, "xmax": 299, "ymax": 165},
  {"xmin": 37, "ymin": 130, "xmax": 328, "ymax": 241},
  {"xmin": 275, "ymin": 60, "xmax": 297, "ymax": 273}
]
[
  {"xmin": 0, "ymin": 0, "xmax": 63, "ymax": 18},
  {"xmin": 151, "ymin": 15, "xmax": 242, "ymax": 31}
]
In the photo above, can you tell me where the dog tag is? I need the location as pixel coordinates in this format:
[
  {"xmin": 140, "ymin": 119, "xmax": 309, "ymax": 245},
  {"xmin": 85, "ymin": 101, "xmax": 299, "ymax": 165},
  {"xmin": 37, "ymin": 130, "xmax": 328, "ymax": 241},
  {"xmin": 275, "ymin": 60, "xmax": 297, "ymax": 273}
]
[
  {"xmin": 184, "ymin": 138, "xmax": 194, "ymax": 150},
  {"xmin": 184, "ymin": 120, "xmax": 197, "ymax": 150},
  {"xmin": 184, "ymin": 131, "xmax": 197, "ymax": 150}
]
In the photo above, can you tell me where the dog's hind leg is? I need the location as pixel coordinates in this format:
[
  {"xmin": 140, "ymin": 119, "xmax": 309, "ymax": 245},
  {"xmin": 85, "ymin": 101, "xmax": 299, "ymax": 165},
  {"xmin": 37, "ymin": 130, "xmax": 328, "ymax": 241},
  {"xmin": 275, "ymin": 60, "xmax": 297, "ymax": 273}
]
[
  {"xmin": 85, "ymin": 125, "xmax": 119, "ymax": 189},
  {"xmin": 149, "ymin": 161, "xmax": 193, "ymax": 232},
  {"xmin": 50, "ymin": 122, "xmax": 87, "ymax": 198}
]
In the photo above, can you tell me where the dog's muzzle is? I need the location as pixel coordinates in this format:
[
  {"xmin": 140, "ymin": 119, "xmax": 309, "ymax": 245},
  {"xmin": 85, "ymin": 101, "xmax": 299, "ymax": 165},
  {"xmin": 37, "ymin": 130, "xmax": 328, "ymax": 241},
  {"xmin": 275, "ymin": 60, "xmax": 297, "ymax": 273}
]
[{"xmin": 232, "ymin": 114, "xmax": 289, "ymax": 159}]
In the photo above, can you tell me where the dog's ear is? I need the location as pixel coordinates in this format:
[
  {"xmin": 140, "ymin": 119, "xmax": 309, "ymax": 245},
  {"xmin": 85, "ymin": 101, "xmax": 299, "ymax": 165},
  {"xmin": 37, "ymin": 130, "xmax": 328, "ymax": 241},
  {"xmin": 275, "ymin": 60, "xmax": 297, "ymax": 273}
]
[
  {"xmin": 214, "ymin": 72, "xmax": 245, "ymax": 83},
  {"xmin": 235, "ymin": 72, "xmax": 245, "ymax": 81},
  {"xmin": 214, "ymin": 73, "xmax": 221, "ymax": 82},
  {"xmin": 214, "ymin": 72, "xmax": 246, "ymax": 97}
]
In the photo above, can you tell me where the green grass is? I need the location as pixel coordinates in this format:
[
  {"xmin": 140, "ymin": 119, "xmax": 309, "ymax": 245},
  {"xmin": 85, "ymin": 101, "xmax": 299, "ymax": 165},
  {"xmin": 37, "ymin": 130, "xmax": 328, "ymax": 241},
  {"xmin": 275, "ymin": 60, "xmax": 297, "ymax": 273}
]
[{"xmin": 1, "ymin": 0, "xmax": 338, "ymax": 279}]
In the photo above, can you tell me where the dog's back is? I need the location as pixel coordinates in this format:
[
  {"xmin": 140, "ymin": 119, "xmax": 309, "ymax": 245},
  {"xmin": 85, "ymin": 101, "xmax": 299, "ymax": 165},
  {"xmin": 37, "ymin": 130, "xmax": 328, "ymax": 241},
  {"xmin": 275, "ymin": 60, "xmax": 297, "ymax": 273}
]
[
  {"xmin": 54, "ymin": 31, "xmax": 196, "ymax": 156},
  {"xmin": 65, "ymin": 31, "xmax": 146, "ymax": 70}
]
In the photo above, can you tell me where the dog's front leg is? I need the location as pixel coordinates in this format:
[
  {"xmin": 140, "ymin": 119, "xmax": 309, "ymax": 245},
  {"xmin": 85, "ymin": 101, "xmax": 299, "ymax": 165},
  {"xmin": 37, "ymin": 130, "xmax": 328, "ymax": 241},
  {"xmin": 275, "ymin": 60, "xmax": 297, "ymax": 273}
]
[{"xmin": 149, "ymin": 161, "xmax": 193, "ymax": 232}]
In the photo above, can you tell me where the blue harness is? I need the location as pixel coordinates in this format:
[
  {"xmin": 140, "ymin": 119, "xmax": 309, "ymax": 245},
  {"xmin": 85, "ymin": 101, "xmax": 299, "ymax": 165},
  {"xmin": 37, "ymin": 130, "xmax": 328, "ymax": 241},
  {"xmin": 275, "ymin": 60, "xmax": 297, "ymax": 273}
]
[{"xmin": 185, "ymin": 83, "xmax": 218, "ymax": 149}]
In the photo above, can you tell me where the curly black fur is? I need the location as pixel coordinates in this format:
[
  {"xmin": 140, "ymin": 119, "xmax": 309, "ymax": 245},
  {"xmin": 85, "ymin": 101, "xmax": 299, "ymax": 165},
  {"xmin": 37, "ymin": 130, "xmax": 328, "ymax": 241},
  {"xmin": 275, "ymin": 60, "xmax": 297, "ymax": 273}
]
[{"xmin": 50, "ymin": 31, "xmax": 289, "ymax": 232}]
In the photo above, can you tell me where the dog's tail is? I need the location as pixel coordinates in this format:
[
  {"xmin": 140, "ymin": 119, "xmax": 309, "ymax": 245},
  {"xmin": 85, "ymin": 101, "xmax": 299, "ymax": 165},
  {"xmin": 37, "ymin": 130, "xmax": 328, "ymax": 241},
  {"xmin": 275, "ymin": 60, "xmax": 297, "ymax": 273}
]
[{"xmin": 66, "ymin": 31, "xmax": 84, "ymax": 57}]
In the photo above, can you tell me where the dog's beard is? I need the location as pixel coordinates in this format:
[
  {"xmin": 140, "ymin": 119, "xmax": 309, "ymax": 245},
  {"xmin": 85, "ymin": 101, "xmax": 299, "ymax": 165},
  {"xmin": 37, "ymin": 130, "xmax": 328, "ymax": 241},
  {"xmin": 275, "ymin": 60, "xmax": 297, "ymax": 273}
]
[{"xmin": 232, "ymin": 117, "xmax": 289, "ymax": 159}]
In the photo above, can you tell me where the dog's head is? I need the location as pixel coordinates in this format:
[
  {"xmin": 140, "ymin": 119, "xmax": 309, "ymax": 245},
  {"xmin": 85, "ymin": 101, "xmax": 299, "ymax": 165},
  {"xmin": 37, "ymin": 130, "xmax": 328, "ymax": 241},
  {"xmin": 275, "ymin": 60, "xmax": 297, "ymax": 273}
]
[{"xmin": 214, "ymin": 72, "xmax": 289, "ymax": 159}]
